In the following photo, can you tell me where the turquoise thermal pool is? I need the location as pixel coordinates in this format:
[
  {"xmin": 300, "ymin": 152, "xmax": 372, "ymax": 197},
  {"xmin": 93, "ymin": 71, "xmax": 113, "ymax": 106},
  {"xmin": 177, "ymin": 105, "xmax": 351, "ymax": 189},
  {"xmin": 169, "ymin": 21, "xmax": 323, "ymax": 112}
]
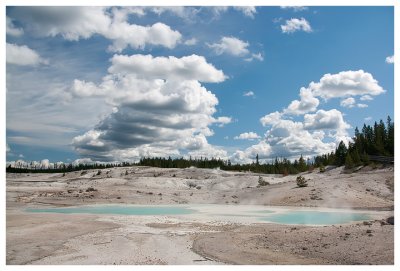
[
  {"xmin": 26, "ymin": 205, "xmax": 195, "ymax": 216},
  {"xmin": 259, "ymin": 210, "xmax": 370, "ymax": 225},
  {"xmin": 26, "ymin": 205, "xmax": 373, "ymax": 225}
]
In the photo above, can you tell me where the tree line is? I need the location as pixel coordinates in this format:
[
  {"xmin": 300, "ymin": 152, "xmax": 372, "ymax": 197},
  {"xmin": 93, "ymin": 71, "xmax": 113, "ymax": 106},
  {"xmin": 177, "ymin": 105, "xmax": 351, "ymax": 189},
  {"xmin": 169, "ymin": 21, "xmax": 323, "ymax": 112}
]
[
  {"xmin": 314, "ymin": 116, "xmax": 394, "ymax": 169},
  {"xmin": 6, "ymin": 116, "xmax": 393, "ymax": 174},
  {"xmin": 6, "ymin": 162, "xmax": 128, "ymax": 174}
]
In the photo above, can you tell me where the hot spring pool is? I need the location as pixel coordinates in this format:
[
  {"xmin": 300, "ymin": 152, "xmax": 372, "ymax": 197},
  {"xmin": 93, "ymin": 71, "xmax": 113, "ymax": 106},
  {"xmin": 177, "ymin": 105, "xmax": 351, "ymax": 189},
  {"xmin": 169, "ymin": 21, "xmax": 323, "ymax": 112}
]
[
  {"xmin": 26, "ymin": 205, "xmax": 195, "ymax": 215},
  {"xmin": 25, "ymin": 204, "xmax": 375, "ymax": 225},
  {"xmin": 259, "ymin": 210, "xmax": 370, "ymax": 225}
]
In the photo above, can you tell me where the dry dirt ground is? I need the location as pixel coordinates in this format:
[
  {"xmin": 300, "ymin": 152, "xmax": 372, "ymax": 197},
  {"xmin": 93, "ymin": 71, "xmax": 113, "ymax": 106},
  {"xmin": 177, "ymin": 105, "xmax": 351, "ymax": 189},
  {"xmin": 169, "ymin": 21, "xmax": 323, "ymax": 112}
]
[{"xmin": 6, "ymin": 165, "xmax": 394, "ymax": 265}]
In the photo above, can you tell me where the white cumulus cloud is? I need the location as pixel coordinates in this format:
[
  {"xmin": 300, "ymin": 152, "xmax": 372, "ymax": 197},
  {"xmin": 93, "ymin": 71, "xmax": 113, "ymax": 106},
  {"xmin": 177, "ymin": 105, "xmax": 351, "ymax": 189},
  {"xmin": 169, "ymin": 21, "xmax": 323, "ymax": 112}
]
[
  {"xmin": 254, "ymin": 69, "xmax": 383, "ymax": 163},
  {"xmin": 303, "ymin": 109, "xmax": 351, "ymax": 133},
  {"xmin": 70, "ymin": 79, "xmax": 108, "ymax": 98},
  {"xmin": 184, "ymin": 38, "xmax": 198, "ymax": 46},
  {"xmin": 207, "ymin": 36, "xmax": 250, "ymax": 57},
  {"xmin": 235, "ymin": 117, "xmax": 336, "ymax": 163},
  {"xmin": 360, "ymin": 95, "xmax": 373, "ymax": 101},
  {"xmin": 357, "ymin": 103, "xmax": 368, "ymax": 108},
  {"xmin": 385, "ymin": 55, "xmax": 394, "ymax": 64},
  {"xmin": 260, "ymin": 111, "xmax": 283, "ymax": 127},
  {"xmin": 6, "ymin": 43, "xmax": 47, "ymax": 66},
  {"xmin": 71, "ymin": 54, "xmax": 230, "ymax": 161},
  {"xmin": 108, "ymin": 54, "xmax": 226, "ymax": 83},
  {"xmin": 234, "ymin": 132, "xmax": 261, "ymax": 140},
  {"xmin": 9, "ymin": 7, "xmax": 182, "ymax": 52},
  {"xmin": 281, "ymin": 18, "xmax": 312, "ymax": 33},
  {"xmin": 284, "ymin": 88, "xmax": 319, "ymax": 115},
  {"xmin": 340, "ymin": 97, "xmax": 356, "ymax": 108},
  {"xmin": 307, "ymin": 70, "xmax": 385, "ymax": 100},
  {"xmin": 214, "ymin": 116, "xmax": 232, "ymax": 127}
]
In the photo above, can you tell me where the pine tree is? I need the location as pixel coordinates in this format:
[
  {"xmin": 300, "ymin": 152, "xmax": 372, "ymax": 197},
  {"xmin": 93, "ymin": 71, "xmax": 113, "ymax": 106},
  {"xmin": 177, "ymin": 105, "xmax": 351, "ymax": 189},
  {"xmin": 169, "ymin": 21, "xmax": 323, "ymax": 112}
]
[
  {"xmin": 386, "ymin": 116, "xmax": 394, "ymax": 155},
  {"xmin": 298, "ymin": 155, "xmax": 307, "ymax": 172},
  {"xmin": 335, "ymin": 141, "xmax": 348, "ymax": 166},
  {"xmin": 345, "ymin": 153, "xmax": 354, "ymax": 169},
  {"xmin": 351, "ymin": 149, "xmax": 361, "ymax": 166}
]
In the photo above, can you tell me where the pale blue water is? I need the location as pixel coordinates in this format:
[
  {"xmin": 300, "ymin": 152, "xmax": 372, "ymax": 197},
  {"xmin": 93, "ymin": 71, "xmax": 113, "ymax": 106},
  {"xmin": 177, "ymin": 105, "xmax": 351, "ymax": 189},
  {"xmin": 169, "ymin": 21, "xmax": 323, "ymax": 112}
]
[
  {"xmin": 26, "ymin": 205, "xmax": 195, "ymax": 215},
  {"xmin": 259, "ymin": 210, "xmax": 370, "ymax": 225},
  {"xmin": 26, "ymin": 205, "xmax": 371, "ymax": 225}
]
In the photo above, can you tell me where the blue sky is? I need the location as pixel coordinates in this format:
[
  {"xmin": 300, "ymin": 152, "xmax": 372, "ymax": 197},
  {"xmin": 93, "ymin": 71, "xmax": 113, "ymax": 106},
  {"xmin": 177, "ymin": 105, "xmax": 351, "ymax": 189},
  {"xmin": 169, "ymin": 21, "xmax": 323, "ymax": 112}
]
[{"xmin": 5, "ymin": 5, "xmax": 394, "ymax": 165}]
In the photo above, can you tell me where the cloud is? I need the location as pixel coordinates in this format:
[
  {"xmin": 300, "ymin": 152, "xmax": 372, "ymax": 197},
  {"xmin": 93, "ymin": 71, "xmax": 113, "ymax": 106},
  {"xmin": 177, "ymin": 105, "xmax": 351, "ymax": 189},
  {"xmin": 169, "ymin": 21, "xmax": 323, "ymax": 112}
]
[
  {"xmin": 230, "ymin": 150, "xmax": 252, "ymax": 164},
  {"xmin": 6, "ymin": 144, "xmax": 11, "ymax": 152},
  {"xmin": 6, "ymin": 64, "xmax": 114, "ymax": 150},
  {"xmin": 108, "ymin": 54, "xmax": 227, "ymax": 83},
  {"xmin": 260, "ymin": 111, "xmax": 283, "ymax": 126},
  {"xmin": 111, "ymin": 7, "xmax": 254, "ymax": 22},
  {"xmin": 357, "ymin": 103, "xmax": 368, "ymax": 108},
  {"xmin": 71, "ymin": 54, "xmax": 230, "ymax": 161},
  {"xmin": 207, "ymin": 36, "xmax": 250, "ymax": 57},
  {"xmin": 306, "ymin": 70, "xmax": 385, "ymax": 100},
  {"xmin": 187, "ymin": 144, "xmax": 228, "ymax": 160},
  {"xmin": 231, "ymin": 141, "xmax": 276, "ymax": 164},
  {"xmin": 244, "ymin": 53, "xmax": 264, "ymax": 62},
  {"xmin": 208, "ymin": 6, "xmax": 257, "ymax": 19},
  {"xmin": 70, "ymin": 79, "xmax": 108, "ymax": 97},
  {"xmin": 214, "ymin": 116, "xmax": 232, "ymax": 127},
  {"xmin": 209, "ymin": 6, "xmax": 229, "ymax": 18},
  {"xmin": 340, "ymin": 97, "xmax": 356, "ymax": 108},
  {"xmin": 281, "ymin": 18, "xmax": 312, "ymax": 33},
  {"xmin": 184, "ymin": 38, "xmax": 198, "ymax": 46},
  {"xmin": 9, "ymin": 7, "xmax": 182, "ymax": 52},
  {"xmin": 6, "ymin": 16, "xmax": 24, "ymax": 36},
  {"xmin": 253, "ymin": 69, "xmax": 382, "ymax": 163},
  {"xmin": 284, "ymin": 88, "xmax": 319, "ymax": 115},
  {"xmin": 234, "ymin": 132, "xmax": 261, "ymax": 140},
  {"xmin": 258, "ymin": 70, "xmax": 384, "ymax": 160},
  {"xmin": 150, "ymin": 6, "xmax": 187, "ymax": 16},
  {"xmin": 360, "ymin": 95, "xmax": 373, "ymax": 101},
  {"xmin": 233, "ymin": 117, "xmax": 336, "ymax": 163},
  {"xmin": 385, "ymin": 55, "xmax": 394, "ymax": 64},
  {"xmin": 73, "ymin": 158, "xmax": 96, "ymax": 165},
  {"xmin": 303, "ymin": 109, "xmax": 351, "ymax": 133},
  {"xmin": 10, "ymin": 7, "xmax": 111, "ymax": 40},
  {"xmin": 280, "ymin": 6, "xmax": 309, "ymax": 12},
  {"xmin": 148, "ymin": 6, "xmax": 200, "ymax": 21},
  {"xmin": 243, "ymin": 91, "xmax": 255, "ymax": 97},
  {"xmin": 264, "ymin": 118, "xmax": 336, "ymax": 157},
  {"xmin": 106, "ymin": 22, "xmax": 182, "ymax": 52},
  {"xmin": 233, "ymin": 6, "xmax": 257, "ymax": 18},
  {"xmin": 6, "ymin": 43, "xmax": 48, "ymax": 66}
]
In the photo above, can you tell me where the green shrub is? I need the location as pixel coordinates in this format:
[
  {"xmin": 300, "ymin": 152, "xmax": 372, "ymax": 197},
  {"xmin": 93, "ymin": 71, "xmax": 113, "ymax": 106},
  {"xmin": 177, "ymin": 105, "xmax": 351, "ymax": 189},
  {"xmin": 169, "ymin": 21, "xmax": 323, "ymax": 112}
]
[
  {"xmin": 319, "ymin": 165, "xmax": 325, "ymax": 173},
  {"xmin": 296, "ymin": 176, "xmax": 308, "ymax": 188},
  {"xmin": 187, "ymin": 180, "xmax": 197, "ymax": 188},
  {"xmin": 258, "ymin": 176, "xmax": 270, "ymax": 187}
]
